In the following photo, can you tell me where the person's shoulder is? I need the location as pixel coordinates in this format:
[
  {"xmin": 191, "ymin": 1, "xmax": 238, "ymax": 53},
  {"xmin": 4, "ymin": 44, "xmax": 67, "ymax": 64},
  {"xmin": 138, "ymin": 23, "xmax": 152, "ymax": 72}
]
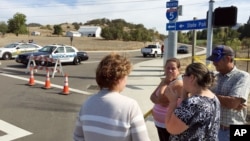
[
  {"xmin": 172, "ymin": 76, "xmax": 183, "ymax": 86},
  {"xmin": 119, "ymin": 94, "xmax": 138, "ymax": 103},
  {"xmin": 174, "ymin": 80, "xmax": 183, "ymax": 86},
  {"xmin": 233, "ymin": 67, "xmax": 250, "ymax": 77}
]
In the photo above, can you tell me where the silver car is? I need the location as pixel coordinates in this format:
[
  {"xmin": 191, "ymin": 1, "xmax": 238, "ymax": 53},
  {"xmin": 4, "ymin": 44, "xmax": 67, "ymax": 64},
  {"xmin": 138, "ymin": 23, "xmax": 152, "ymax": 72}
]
[{"xmin": 0, "ymin": 42, "xmax": 42, "ymax": 60}]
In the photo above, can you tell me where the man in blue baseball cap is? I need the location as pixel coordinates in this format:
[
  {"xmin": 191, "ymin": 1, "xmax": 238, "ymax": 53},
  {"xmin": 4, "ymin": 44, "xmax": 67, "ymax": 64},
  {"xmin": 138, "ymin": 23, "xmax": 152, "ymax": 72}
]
[
  {"xmin": 207, "ymin": 45, "xmax": 250, "ymax": 141},
  {"xmin": 207, "ymin": 45, "xmax": 234, "ymax": 62}
]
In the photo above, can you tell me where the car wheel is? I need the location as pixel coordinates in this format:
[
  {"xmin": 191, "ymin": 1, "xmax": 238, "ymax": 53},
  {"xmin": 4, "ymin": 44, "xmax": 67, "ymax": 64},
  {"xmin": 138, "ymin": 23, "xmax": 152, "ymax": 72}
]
[
  {"xmin": 2, "ymin": 52, "xmax": 12, "ymax": 60},
  {"xmin": 143, "ymin": 54, "xmax": 147, "ymax": 57},
  {"xmin": 153, "ymin": 52, "xmax": 157, "ymax": 58},
  {"xmin": 39, "ymin": 61, "xmax": 50, "ymax": 66},
  {"xmin": 73, "ymin": 57, "xmax": 81, "ymax": 65}
]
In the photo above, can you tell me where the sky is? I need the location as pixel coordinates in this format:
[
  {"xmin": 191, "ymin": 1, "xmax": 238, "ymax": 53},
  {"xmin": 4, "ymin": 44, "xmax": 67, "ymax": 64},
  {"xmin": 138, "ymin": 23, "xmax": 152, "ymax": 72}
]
[{"xmin": 0, "ymin": 0, "xmax": 249, "ymax": 35}]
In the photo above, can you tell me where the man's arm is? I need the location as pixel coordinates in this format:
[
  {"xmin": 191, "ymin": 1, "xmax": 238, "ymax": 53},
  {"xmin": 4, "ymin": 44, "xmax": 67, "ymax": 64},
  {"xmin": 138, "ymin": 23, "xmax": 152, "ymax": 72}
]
[
  {"xmin": 216, "ymin": 95, "xmax": 246, "ymax": 110},
  {"xmin": 219, "ymin": 73, "xmax": 250, "ymax": 110}
]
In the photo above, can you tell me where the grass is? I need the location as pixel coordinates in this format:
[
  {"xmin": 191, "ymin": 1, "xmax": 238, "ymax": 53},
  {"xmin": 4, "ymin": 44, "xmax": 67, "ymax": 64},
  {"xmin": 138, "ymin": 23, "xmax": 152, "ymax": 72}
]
[{"xmin": 0, "ymin": 34, "xmax": 146, "ymax": 51}]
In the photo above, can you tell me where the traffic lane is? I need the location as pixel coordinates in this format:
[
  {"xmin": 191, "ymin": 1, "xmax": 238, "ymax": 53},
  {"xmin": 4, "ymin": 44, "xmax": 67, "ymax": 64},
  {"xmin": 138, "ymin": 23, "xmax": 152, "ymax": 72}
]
[
  {"xmin": 0, "ymin": 60, "xmax": 92, "ymax": 141},
  {"xmin": 0, "ymin": 74, "xmax": 89, "ymax": 141},
  {"xmin": 1, "ymin": 47, "xmax": 201, "ymax": 95},
  {"xmin": 0, "ymin": 51, "xmax": 150, "ymax": 93},
  {"xmin": 1, "ymin": 63, "xmax": 97, "ymax": 94},
  {"xmin": 177, "ymin": 44, "xmax": 204, "ymax": 54}
]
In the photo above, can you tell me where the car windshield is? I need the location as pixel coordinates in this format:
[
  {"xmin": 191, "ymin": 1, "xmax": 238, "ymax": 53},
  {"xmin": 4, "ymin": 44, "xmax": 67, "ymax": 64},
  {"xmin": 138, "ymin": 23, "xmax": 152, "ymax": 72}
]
[
  {"xmin": 39, "ymin": 46, "xmax": 57, "ymax": 53},
  {"xmin": 4, "ymin": 43, "xmax": 19, "ymax": 48},
  {"xmin": 179, "ymin": 46, "xmax": 187, "ymax": 49},
  {"xmin": 146, "ymin": 45, "xmax": 156, "ymax": 48}
]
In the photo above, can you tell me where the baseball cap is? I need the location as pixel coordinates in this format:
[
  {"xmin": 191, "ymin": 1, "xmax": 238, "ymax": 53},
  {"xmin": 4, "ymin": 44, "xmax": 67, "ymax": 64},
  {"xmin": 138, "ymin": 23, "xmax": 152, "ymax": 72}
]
[{"xmin": 206, "ymin": 45, "xmax": 234, "ymax": 62}]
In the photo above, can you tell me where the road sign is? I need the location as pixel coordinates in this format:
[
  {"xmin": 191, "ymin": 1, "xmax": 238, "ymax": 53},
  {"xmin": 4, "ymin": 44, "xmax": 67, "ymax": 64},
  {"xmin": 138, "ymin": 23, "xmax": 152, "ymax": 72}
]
[
  {"xmin": 176, "ymin": 19, "xmax": 207, "ymax": 30},
  {"xmin": 166, "ymin": 9, "xmax": 178, "ymax": 21},
  {"xmin": 166, "ymin": 1, "xmax": 178, "ymax": 8},
  {"xmin": 166, "ymin": 19, "xmax": 207, "ymax": 31},
  {"xmin": 166, "ymin": 23, "xmax": 176, "ymax": 31}
]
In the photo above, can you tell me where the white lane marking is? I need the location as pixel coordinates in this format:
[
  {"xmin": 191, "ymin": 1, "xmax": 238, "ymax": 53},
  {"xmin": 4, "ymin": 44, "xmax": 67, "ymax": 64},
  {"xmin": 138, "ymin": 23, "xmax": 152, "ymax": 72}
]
[
  {"xmin": 0, "ymin": 120, "xmax": 32, "ymax": 141},
  {"xmin": 82, "ymin": 60, "xmax": 100, "ymax": 64},
  {"xmin": 0, "ymin": 73, "xmax": 91, "ymax": 95}
]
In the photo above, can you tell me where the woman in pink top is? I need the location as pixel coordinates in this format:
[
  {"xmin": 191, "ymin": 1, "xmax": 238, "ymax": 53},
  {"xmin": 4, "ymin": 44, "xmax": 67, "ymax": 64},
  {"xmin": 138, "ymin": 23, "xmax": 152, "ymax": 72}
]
[{"xmin": 150, "ymin": 58, "xmax": 184, "ymax": 141}]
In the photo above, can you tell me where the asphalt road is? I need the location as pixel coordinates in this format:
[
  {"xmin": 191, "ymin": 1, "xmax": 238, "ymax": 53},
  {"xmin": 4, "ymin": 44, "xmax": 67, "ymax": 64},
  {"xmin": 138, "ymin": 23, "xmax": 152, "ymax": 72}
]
[{"xmin": 0, "ymin": 50, "xmax": 153, "ymax": 141}]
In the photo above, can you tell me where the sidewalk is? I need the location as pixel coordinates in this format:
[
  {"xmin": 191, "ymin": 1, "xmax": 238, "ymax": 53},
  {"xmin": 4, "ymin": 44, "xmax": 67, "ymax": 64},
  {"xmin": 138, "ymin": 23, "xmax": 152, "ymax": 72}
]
[{"xmin": 122, "ymin": 57, "xmax": 164, "ymax": 141}]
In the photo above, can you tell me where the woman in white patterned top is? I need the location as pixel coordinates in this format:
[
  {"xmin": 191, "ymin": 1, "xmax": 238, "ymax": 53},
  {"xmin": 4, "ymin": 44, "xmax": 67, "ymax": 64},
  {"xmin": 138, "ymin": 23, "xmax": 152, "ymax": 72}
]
[{"xmin": 165, "ymin": 63, "xmax": 220, "ymax": 141}]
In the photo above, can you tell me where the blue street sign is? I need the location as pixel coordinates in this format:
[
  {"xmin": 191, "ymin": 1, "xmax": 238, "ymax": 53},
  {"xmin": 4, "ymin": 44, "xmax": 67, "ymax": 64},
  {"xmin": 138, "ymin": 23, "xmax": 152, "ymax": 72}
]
[
  {"xmin": 166, "ymin": 9, "xmax": 178, "ymax": 21},
  {"xmin": 166, "ymin": 1, "xmax": 178, "ymax": 8},
  {"xmin": 166, "ymin": 23, "xmax": 176, "ymax": 31},
  {"xmin": 166, "ymin": 19, "xmax": 207, "ymax": 31},
  {"xmin": 176, "ymin": 19, "xmax": 207, "ymax": 30}
]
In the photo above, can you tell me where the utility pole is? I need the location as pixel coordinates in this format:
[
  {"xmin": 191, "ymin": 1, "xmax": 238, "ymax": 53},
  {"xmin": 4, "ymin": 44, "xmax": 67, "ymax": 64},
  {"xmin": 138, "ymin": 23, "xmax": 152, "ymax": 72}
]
[
  {"xmin": 192, "ymin": 17, "xmax": 197, "ymax": 64},
  {"xmin": 206, "ymin": 0, "xmax": 214, "ymax": 65}
]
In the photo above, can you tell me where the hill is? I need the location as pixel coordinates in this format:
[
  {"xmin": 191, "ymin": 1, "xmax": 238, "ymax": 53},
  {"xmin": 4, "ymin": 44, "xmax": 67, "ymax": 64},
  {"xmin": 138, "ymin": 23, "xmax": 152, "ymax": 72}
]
[
  {"xmin": 28, "ymin": 23, "xmax": 76, "ymax": 37},
  {"xmin": 1, "ymin": 22, "xmax": 162, "ymax": 51}
]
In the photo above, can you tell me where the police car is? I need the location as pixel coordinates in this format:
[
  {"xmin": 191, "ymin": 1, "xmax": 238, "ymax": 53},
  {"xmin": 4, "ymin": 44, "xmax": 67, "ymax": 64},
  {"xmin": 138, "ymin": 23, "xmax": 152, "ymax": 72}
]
[
  {"xmin": 15, "ymin": 44, "xmax": 89, "ymax": 66},
  {"xmin": 0, "ymin": 42, "xmax": 42, "ymax": 60}
]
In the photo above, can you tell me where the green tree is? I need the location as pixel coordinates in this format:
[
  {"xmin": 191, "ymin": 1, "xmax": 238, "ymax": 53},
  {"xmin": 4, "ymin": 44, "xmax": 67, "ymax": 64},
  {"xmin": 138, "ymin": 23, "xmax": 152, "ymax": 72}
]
[
  {"xmin": 46, "ymin": 24, "xmax": 52, "ymax": 30},
  {"xmin": 7, "ymin": 12, "xmax": 28, "ymax": 36},
  {"xmin": 226, "ymin": 38, "xmax": 241, "ymax": 51},
  {"xmin": 242, "ymin": 38, "xmax": 250, "ymax": 49},
  {"xmin": 0, "ymin": 21, "xmax": 8, "ymax": 35},
  {"xmin": 238, "ymin": 24, "xmax": 250, "ymax": 40},
  {"xmin": 101, "ymin": 27, "xmax": 114, "ymax": 40},
  {"xmin": 197, "ymin": 30, "xmax": 207, "ymax": 40},
  {"xmin": 53, "ymin": 25, "xmax": 63, "ymax": 35},
  {"xmin": 72, "ymin": 22, "xmax": 80, "ymax": 30}
]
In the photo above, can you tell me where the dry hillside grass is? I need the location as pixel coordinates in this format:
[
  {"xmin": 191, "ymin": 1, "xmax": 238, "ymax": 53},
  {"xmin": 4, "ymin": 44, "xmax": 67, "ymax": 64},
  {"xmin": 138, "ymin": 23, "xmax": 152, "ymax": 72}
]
[
  {"xmin": 0, "ymin": 25, "xmax": 147, "ymax": 51},
  {"xmin": 0, "ymin": 34, "xmax": 146, "ymax": 51}
]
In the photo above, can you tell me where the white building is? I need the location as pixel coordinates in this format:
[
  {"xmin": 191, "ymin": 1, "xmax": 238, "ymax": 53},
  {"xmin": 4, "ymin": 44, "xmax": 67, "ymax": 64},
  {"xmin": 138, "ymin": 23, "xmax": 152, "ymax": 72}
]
[
  {"xmin": 66, "ymin": 31, "xmax": 81, "ymax": 37},
  {"xmin": 78, "ymin": 26, "xmax": 102, "ymax": 37},
  {"xmin": 31, "ymin": 31, "xmax": 41, "ymax": 36}
]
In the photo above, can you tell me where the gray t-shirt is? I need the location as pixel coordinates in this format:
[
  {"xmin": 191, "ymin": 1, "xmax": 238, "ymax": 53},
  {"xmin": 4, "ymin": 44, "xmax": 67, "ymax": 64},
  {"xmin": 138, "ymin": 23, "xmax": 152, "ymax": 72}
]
[{"xmin": 73, "ymin": 89, "xmax": 150, "ymax": 141}]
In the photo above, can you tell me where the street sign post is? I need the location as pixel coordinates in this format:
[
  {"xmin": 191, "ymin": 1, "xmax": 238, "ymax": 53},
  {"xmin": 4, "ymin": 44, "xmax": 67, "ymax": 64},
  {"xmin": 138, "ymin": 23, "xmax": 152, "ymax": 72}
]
[{"xmin": 166, "ymin": 19, "xmax": 207, "ymax": 31}]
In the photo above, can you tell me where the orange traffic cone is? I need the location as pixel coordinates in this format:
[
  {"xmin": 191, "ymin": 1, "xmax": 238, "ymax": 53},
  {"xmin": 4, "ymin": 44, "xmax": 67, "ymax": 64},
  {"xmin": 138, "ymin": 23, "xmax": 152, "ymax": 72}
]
[
  {"xmin": 42, "ymin": 69, "xmax": 51, "ymax": 89},
  {"xmin": 27, "ymin": 67, "xmax": 35, "ymax": 86},
  {"xmin": 61, "ymin": 74, "xmax": 70, "ymax": 95}
]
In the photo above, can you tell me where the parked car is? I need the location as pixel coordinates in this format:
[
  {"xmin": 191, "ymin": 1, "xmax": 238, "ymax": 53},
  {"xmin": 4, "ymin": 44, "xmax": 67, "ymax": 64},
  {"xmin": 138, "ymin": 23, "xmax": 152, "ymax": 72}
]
[
  {"xmin": 15, "ymin": 44, "xmax": 89, "ymax": 66},
  {"xmin": 177, "ymin": 45, "xmax": 189, "ymax": 54},
  {"xmin": 0, "ymin": 42, "xmax": 42, "ymax": 60}
]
